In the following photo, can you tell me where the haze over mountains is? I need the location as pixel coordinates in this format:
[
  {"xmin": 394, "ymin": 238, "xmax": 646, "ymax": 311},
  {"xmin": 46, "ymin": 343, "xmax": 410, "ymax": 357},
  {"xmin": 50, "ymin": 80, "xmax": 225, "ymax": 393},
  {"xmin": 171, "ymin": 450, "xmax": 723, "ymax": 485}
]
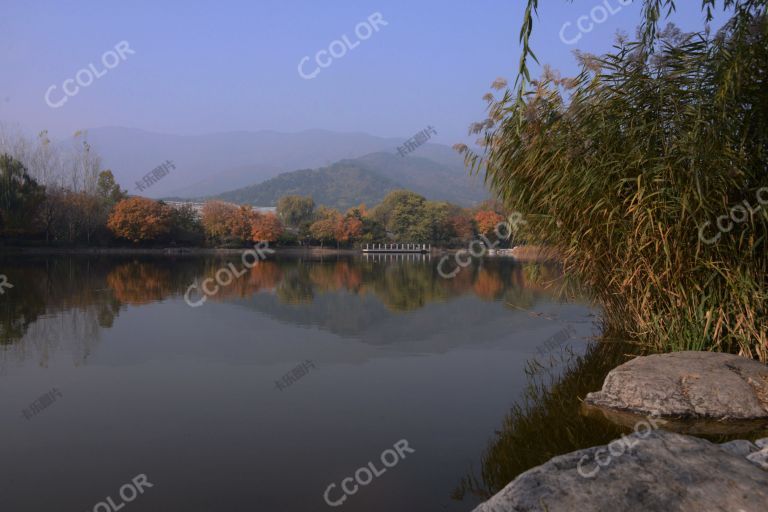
[
  {"xmin": 85, "ymin": 127, "xmax": 489, "ymax": 207},
  {"xmin": 214, "ymin": 152, "xmax": 488, "ymax": 210}
]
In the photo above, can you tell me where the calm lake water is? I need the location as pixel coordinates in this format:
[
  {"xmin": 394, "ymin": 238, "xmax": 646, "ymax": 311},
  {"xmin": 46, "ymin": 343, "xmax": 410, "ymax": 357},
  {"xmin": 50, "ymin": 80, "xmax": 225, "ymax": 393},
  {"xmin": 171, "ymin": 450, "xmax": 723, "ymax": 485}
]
[{"xmin": 0, "ymin": 253, "xmax": 599, "ymax": 512}]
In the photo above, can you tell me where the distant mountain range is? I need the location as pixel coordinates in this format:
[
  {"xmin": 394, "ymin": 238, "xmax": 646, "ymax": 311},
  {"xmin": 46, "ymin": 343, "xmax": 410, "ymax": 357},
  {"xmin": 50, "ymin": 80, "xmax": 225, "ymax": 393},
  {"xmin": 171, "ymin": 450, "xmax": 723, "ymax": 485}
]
[
  {"xmin": 213, "ymin": 152, "xmax": 488, "ymax": 210},
  {"xmin": 81, "ymin": 126, "xmax": 489, "ymax": 206}
]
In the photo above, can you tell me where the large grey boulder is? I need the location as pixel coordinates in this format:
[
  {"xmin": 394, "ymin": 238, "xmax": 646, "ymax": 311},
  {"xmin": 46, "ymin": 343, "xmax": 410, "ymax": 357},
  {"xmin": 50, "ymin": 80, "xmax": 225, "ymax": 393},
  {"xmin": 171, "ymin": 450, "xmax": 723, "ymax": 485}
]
[
  {"xmin": 584, "ymin": 351, "xmax": 768, "ymax": 420},
  {"xmin": 472, "ymin": 431, "xmax": 768, "ymax": 512}
]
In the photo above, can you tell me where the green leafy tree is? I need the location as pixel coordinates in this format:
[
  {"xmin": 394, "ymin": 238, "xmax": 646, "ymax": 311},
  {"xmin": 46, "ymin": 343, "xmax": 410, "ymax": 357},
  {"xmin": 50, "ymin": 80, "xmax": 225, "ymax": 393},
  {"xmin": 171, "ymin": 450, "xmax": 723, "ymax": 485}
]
[
  {"xmin": 372, "ymin": 190, "xmax": 427, "ymax": 241},
  {"xmin": 277, "ymin": 195, "xmax": 315, "ymax": 228},
  {"xmin": 167, "ymin": 204, "xmax": 204, "ymax": 245},
  {"xmin": 96, "ymin": 170, "xmax": 127, "ymax": 206},
  {"xmin": 0, "ymin": 154, "xmax": 44, "ymax": 236},
  {"xmin": 418, "ymin": 201, "xmax": 452, "ymax": 244},
  {"xmin": 369, "ymin": 191, "xmax": 453, "ymax": 243}
]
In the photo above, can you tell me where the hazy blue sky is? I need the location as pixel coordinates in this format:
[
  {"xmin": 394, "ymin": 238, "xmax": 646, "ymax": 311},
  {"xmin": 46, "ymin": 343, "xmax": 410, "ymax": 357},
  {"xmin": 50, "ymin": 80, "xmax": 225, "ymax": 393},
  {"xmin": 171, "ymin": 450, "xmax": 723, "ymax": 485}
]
[{"xmin": 0, "ymin": 0, "xmax": 720, "ymax": 145}]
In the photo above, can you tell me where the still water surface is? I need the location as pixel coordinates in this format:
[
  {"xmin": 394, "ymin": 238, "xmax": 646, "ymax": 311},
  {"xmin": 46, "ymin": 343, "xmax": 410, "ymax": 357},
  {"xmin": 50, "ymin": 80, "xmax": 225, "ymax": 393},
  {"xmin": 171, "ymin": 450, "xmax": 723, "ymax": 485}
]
[{"xmin": 0, "ymin": 254, "xmax": 597, "ymax": 511}]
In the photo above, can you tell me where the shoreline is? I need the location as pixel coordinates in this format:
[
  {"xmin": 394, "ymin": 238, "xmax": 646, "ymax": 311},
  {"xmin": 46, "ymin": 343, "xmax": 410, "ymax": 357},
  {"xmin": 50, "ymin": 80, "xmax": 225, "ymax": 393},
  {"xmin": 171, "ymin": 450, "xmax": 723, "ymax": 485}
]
[
  {"xmin": 0, "ymin": 245, "xmax": 557, "ymax": 262},
  {"xmin": 0, "ymin": 246, "xmax": 359, "ymax": 256},
  {"xmin": 0, "ymin": 244, "xmax": 557, "ymax": 260}
]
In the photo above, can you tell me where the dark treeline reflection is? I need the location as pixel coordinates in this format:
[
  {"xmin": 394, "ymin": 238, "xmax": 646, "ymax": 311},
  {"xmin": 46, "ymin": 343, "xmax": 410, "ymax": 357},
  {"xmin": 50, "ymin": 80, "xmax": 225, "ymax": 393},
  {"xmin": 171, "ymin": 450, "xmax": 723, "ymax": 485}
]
[
  {"xmin": 452, "ymin": 339, "xmax": 640, "ymax": 503},
  {"xmin": 450, "ymin": 333, "xmax": 768, "ymax": 505},
  {"xmin": 0, "ymin": 254, "xmax": 569, "ymax": 352}
]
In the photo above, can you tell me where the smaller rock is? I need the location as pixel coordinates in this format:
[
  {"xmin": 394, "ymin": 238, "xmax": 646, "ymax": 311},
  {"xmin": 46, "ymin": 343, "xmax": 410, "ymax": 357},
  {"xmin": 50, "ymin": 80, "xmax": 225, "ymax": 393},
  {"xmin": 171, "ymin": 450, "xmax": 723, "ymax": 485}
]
[
  {"xmin": 720, "ymin": 439, "xmax": 759, "ymax": 457},
  {"xmin": 746, "ymin": 449, "xmax": 768, "ymax": 470},
  {"xmin": 756, "ymin": 437, "xmax": 768, "ymax": 449}
]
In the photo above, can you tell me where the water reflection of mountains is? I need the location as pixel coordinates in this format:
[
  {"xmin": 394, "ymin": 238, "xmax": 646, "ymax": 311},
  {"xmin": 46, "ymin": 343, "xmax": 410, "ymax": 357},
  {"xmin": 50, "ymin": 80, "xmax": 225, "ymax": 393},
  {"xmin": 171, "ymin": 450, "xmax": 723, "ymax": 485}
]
[{"xmin": 0, "ymin": 255, "xmax": 570, "ymax": 351}]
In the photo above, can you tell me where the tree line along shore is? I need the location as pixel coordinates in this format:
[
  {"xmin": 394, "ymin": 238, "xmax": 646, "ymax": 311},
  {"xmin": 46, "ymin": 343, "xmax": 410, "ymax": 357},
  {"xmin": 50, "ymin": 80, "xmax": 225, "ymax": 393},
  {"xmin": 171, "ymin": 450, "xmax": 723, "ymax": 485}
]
[{"xmin": 0, "ymin": 145, "xmax": 516, "ymax": 249}]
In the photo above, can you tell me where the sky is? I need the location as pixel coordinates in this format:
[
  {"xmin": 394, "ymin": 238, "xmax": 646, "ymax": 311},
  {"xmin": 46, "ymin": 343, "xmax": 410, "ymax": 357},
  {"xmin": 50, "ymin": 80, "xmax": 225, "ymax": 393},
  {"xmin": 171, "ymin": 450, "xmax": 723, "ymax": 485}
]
[{"xmin": 0, "ymin": 0, "xmax": 723, "ymax": 146}]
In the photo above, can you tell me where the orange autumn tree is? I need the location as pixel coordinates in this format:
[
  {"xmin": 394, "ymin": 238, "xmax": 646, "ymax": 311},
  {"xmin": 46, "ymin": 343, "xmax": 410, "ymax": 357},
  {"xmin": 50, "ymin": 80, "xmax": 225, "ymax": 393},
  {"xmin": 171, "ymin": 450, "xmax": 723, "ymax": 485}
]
[
  {"xmin": 251, "ymin": 212, "xmax": 284, "ymax": 243},
  {"xmin": 228, "ymin": 205, "xmax": 257, "ymax": 242},
  {"xmin": 474, "ymin": 210, "xmax": 505, "ymax": 238},
  {"xmin": 448, "ymin": 212, "xmax": 474, "ymax": 241},
  {"xmin": 201, "ymin": 200, "xmax": 237, "ymax": 242},
  {"xmin": 310, "ymin": 207, "xmax": 342, "ymax": 247},
  {"xmin": 107, "ymin": 197, "xmax": 171, "ymax": 243},
  {"xmin": 335, "ymin": 208, "xmax": 364, "ymax": 245}
]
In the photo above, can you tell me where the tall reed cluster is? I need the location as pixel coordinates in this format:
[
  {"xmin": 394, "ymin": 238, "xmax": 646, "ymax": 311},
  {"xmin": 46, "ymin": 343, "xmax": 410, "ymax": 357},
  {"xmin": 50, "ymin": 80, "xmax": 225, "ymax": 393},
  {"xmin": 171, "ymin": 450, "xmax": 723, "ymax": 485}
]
[{"xmin": 461, "ymin": 6, "xmax": 768, "ymax": 360}]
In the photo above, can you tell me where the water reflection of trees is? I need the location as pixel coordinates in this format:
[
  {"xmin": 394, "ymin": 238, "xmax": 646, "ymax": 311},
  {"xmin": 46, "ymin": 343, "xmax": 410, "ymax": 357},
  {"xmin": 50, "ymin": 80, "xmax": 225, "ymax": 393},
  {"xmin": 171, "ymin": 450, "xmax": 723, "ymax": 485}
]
[
  {"xmin": 168, "ymin": 257, "xmax": 567, "ymax": 313},
  {"xmin": 106, "ymin": 262, "xmax": 175, "ymax": 305},
  {"xmin": 452, "ymin": 338, "xmax": 640, "ymax": 504},
  {"xmin": 0, "ymin": 255, "xmax": 571, "ymax": 363},
  {"xmin": 276, "ymin": 265, "xmax": 314, "ymax": 304},
  {"xmin": 0, "ymin": 256, "xmax": 192, "ymax": 348},
  {"xmin": 0, "ymin": 257, "xmax": 126, "ymax": 366}
]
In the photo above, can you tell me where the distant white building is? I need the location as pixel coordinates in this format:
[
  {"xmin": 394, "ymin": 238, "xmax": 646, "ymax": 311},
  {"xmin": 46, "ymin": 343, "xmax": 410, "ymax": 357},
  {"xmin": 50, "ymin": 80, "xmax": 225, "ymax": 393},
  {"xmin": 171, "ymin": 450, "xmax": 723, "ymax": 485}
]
[{"xmin": 164, "ymin": 200, "xmax": 276, "ymax": 218}]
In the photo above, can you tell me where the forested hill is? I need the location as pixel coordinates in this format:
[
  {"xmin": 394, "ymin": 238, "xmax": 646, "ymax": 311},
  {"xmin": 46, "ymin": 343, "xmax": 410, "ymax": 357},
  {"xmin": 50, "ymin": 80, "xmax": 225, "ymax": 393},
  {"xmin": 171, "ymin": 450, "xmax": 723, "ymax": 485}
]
[
  {"xmin": 215, "ymin": 161, "xmax": 402, "ymax": 210},
  {"xmin": 213, "ymin": 152, "xmax": 488, "ymax": 209}
]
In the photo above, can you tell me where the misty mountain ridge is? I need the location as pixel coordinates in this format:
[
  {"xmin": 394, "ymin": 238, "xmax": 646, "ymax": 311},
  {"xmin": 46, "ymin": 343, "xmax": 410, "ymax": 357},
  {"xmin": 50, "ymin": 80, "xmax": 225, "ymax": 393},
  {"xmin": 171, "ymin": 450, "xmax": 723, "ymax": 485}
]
[
  {"xmin": 76, "ymin": 126, "xmax": 487, "ymax": 205},
  {"xmin": 211, "ymin": 152, "xmax": 489, "ymax": 210}
]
